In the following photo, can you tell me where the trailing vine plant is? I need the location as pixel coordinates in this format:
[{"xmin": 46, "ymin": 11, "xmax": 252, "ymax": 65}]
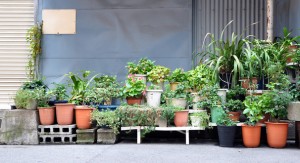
[{"xmin": 26, "ymin": 23, "xmax": 42, "ymax": 80}]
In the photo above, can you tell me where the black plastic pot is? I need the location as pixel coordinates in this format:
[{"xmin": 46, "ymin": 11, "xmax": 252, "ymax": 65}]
[
  {"xmin": 217, "ymin": 125, "xmax": 236, "ymax": 147},
  {"xmin": 48, "ymin": 100, "xmax": 68, "ymax": 106}
]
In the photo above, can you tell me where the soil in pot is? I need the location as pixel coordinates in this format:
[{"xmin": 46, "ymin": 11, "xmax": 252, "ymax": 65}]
[
  {"xmin": 38, "ymin": 107, "xmax": 55, "ymax": 125},
  {"xmin": 55, "ymin": 103, "xmax": 75, "ymax": 125},
  {"xmin": 228, "ymin": 112, "xmax": 240, "ymax": 122},
  {"xmin": 126, "ymin": 96, "xmax": 142, "ymax": 105},
  {"xmin": 217, "ymin": 125, "xmax": 236, "ymax": 147},
  {"xmin": 266, "ymin": 122, "xmax": 289, "ymax": 148},
  {"xmin": 174, "ymin": 110, "xmax": 189, "ymax": 127},
  {"xmin": 75, "ymin": 106, "xmax": 94, "ymax": 129},
  {"xmin": 242, "ymin": 124, "xmax": 262, "ymax": 148}
]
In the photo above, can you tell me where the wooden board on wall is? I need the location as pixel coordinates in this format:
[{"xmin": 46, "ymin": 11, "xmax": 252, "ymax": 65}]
[{"xmin": 42, "ymin": 9, "xmax": 76, "ymax": 34}]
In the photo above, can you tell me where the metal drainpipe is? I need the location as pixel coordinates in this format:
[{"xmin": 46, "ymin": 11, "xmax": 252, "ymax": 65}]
[{"xmin": 267, "ymin": 0, "xmax": 274, "ymax": 42}]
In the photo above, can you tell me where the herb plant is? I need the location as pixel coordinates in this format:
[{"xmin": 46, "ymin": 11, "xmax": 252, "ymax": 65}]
[
  {"xmin": 126, "ymin": 58, "xmax": 155, "ymax": 74},
  {"xmin": 48, "ymin": 83, "xmax": 68, "ymax": 101},
  {"xmin": 168, "ymin": 68, "xmax": 188, "ymax": 83},
  {"xmin": 121, "ymin": 76, "xmax": 146, "ymax": 98},
  {"xmin": 225, "ymin": 99, "xmax": 245, "ymax": 112},
  {"xmin": 217, "ymin": 110, "xmax": 237, "ymax": 126},
  {"xmin": 147, "ymin": 65, "xmax": 170, "ymax": 83},
  {"xmin": 91, "ymin": 109, "xmax": 120, "ymax": 134}
]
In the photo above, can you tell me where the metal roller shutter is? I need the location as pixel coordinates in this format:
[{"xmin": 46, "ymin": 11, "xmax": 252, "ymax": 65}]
[{"xmin": 0, "ymin": 0, "xmax": 34, "ymax": 109}]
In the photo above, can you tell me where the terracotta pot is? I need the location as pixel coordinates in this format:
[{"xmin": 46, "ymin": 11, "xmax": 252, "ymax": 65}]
[
  {"xmin": 242, "ymin": 124, "xmax": 262, "ymax": 148},
  {"xmin": 38, "ymin": 107, "xmax": 55, "ymax": 125},
  {"xmin": 287, "ymin": 45, "xmax": 298, "ymax": 63},
  {"xmin": 228, "ymin": 112, "xmax": 240, "ymax": 121},
  {"xmin": 174, "ymin": 110, "xmax": 189, "ymax": 127},
  {"xmin": 55, "ymin": 103, "xmax": 75, "ymax": 125},
  {"xmin": 126, "ymin": 96, "xmax": 142, "ymax": 105},
  {"xmin": 259, "ymin": 113, "xmax": 270, "ymax": 124},
  {"xmin": 170, "ymin": 82, "xmax": 180, "ymax": 91},
  {"xmin": 75, "ymin": 106, "xmax": 94, "ymax": 129},
  {"xmin": 266, "ymin": 122, "xmax": 289, "ymax": 148},
  {"xmin": 241, "ymin": 77, "xmax": 258, "ymax": 90}
]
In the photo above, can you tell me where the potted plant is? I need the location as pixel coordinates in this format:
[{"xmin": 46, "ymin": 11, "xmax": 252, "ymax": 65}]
[
  {"xmin": 288, "ymin": 81, "xmax": 300, "ymax": 121},
  {"xmin": 14, "ymin": 89, "xmax": 38, "ymax": 110},
  {"xmin": 187, "ymin": 64, "xmax": 215, "ymax": 92},
  {"xmin": 89, "ymin": 75, "xmax": 121, "ymax": 111},
  {"xmin": 226, "ymin": 86, "xmax": 246, "ymax": 101},
  {"xmin": 91, "ymin": 109, "xmax": 120, "ymax": 144},
  {"xmin": 121, "ymin": 75, "xmax": 146, "ymax": 105},
  {"xmin": 147, "ymin": 65, "xmax": 170, "ymax": 89},
  {"xmin": 173, "ymin": 106, "xmax": 188, "ymax": 127},
  {"xmin": 36, "ymin": 88, "xmax": 55, "ymax": 125},
  {"xmin": 161, "ymin": 84, "xmax": 175, "ymax": 105},
  {"xmin": 146, "ymin": 84, "xmax": 163, "ymax": 108},
  {"xmin": 170, "ymin": 83, "xmax": 189, "ymax": 108},
  {"xmin": 168, "ymin": 68, "xmax": 187, "ymax": 91},
  {"xmin": 189, "ymin": 111, "xmax": 210, "ymax": 128},
  {"xmin": 217, "ymin": 110, "xmax": 237, "ymax": 147},
  {"xmin": 126, "ymin": 57, "xmax": 155, "ymax": 83},
  {"xmin": 48, "ymin": 83, "xmax": 68, "ymax": 106},
  {"xmin": 242, "ymin": 96, "xmax": 264, "ymax": 148},
  {"xmin": 225, "ymin": 99, "xmax": 244, "ymax": 121},
  {"xmin": 66, "ymin": 71, "xmax": 97, "ymax": 128}
]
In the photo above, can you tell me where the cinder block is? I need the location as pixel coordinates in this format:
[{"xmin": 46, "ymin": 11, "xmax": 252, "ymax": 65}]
[
  {"xmin": 38, "ymin": 124, "xmax": 76, "ymax": 135},
  {"xmin": 76, "ymin": 128, "xmax": 96, "ymax": 144},
  {"xmin": 287, "ymin": 121, "xmax": 295, "ymax": 140},
  {"xmin": 97, "ymin": 128, "xmax": 118, "ymax": 144},
  {"xmin": 39, "ymin": 134, "xmax": 76, "ymax": 144}
]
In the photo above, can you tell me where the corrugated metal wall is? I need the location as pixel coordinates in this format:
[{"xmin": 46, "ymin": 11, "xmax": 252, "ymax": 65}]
[
  {"xmin": 0, "ymin": 0, "xmax": 34, "ymax": 109},
  {"xmin": 194, "ymin": 0, "xmax": 267, "ymax": 55}
]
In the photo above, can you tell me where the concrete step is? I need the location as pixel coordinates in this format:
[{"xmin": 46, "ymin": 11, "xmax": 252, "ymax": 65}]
[
  {"xmin": 38, "ymin": 124, "xmax": 76, "ymax": 135},
  {"xmin": 39, "ymin": 134, "xmax": 76, "ymax": 144}
]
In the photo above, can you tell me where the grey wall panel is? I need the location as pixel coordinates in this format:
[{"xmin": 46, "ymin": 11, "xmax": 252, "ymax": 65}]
[
  {"xmin": 289, "ymin": 0, "xmax": 300, "ymax": 36},
  {"xmin": 39, "ymin": 0, "xmax": 192, "ymax": 85}
]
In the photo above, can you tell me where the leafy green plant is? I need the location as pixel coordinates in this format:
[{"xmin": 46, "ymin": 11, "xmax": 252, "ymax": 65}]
[
  {"xmin": 147, "ymin": 65, "xmax": 170, "ymax": 83},
  {"xmin": 91, "ymin": 109, "xmax": 120, "ymax": 134},
  {"xmin": 226, "ymin": 86, "xmax": 246, "ymax": 100},
  {"xmin": 241, "ymin": 41, "xmax": 262, "ymax": 79},
  {"xmin": 243, "ymin": 96, "xmax": 264, "ymax": 126},
  {"xmin": 126, "ymin": 58, "xmax": 155, "ymax": 74},
  {"xmin": 168, "ymin": 68, "xmax": 188, "ymax": 83},
  {"xmin": 48, "ymin": 83, "xmax": 68, "ymax": 101},
  {"xmin": 161, "ymin": 84, "xmax": 175, "ymax": 103},
  {"xmin": 190, "ymin": 111, "xmax": 210, "ymax": 128},
  {"xmin": 21, "ymin": 79, "xmax": 46, "ymax": 90},
  {"xmin": 217, "ymin": 110, "xmax": 237, "ymax": 126},
  {"xmin": 14, "ymin": 89, "xmax": 37, "ymax": 109},
  {"xmin": 225, "ymin": 99, "xmax": 244, "ymax": 112},
  {"xmin": 290, "ymin": 81, "xmax": 300, "ymax": 101},
  {"xmin": 121, "ymin": 76, "xmax": 146, "ymax": 98},
  {"xmin": 147, "ymin": 84, "xmax": 161, "ymax": 90},
  {"xmin": 26, "ymin": 23, "xmax": 42, "ymax": 80},
  {"xmin": 265, "ymin": 62, "xmax": 290, "ymax": 90},
  {"xmin": 173, "ymin": 83, "xmax": 190, "ymax": 99},
  {"xmin": 187, "ymin": 64, "xmax": 216, "ymax": 92},
  {"xmin": 67, "ymin": 70, "xmax": 98, "ymax": 105},
  {"xmin": 160, "ymin": 105, "xmax": 182, "ymax": 126},
  {"xmin": 196, "ymin": 85, "xmax": 221, "ymax": 109}
]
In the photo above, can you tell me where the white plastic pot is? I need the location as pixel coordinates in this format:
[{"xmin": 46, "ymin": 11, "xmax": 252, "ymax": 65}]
[
  {"xmin": 170, "ymin": 98, "xmax": 187, "ymax": 108},
  {"xmin": 191, "ymin": 92, "xmax": 203, "ymax": 110},
  {"xmin": 190, "ymin": 116, "xmax": 203, "ymax": 127},
  {"xmin": 217, "ymin": 89, "xmax": 227, "ymax": 104},
  {"xmin": 146, "ymin": 90, "xmax": 163, "ymax": 107},
  {"xmin": 134, "ymin": 74, "xmax": 147, "ymax": 85}
]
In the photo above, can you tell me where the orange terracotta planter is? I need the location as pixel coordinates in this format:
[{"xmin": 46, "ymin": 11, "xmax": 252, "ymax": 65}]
[
  {"xmin": 55, "ymin": 103, "xmax": 75, "ymax": 125},
  {"xmin": 258, "ymin": 113, "xmax": 270, "ymax": 124},
  {"xmin": 242, "ymin": 124, "xmax": 262, "ymax": 148},
  {"xmin": 126, "ymin": 96, "xmax": 142, "ymax": 105},
  {"xmin": 266, "ymin": 122, "xmax": 289, "ymax": 148},
  {"xmin": 75, "ymin": 106, "xmax": 94, "ymax": 129},
  {"xmin": 174, "ymin": 110, "xmax": 189, "ymax": 127},
  {"xmin": 170, "ymin": 82, "xmax": 180, "ymax": 91},
  {"xmin": 228, "ymin": 112, "xmax": 240, "ymax": 121},
  {"xmin": 38, "ymin": 107, "xmax": 55, "ymax": 125}
]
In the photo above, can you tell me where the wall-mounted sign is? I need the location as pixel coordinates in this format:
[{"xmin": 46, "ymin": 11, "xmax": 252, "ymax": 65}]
[{"xmin": 42, "ymin": 9, "xmax": 76, "ymax": 34}]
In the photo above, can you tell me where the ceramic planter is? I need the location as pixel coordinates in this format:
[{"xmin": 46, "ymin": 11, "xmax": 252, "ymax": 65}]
[
  {"xmin": 287, "ymin": 102, "xmax": 300, "ymax": 121},
  {"xmin": 75, "ymin": 106, "xmax": 94, "ymax": 129},
  {"xmin": 133, "ymin": 74, "xmax": 147, "ymax": 84},
  {"xmin": 126, "ymin": 96, "xmax": 142, "ymax": 105},
  {"xmin": 228, "ymin": 111, "xmax": 240, "ymax": 121},
  {"xmin": 190, "ymin": 116, "xmax": 206, "ymax": 128},
  {"xmin": 152, "ymin": 81, "xmax": 164, "ymax": 90},
  {"xmin": 170, "ymin": 98, "xmax": 187, "ymax": 108},
  {"xmin": 55, "ymin": 103, "xmax": 75, "ymax": 125},
  {"xmin": 241, "ymin": 77, "xmax": 258, "ymax": 90},
  {"xmin": 217, "ymin": 89, "xmax": 227, "ymax": 104},
  {"xmin": 174, "ymin": 110, "xmax": 189, "ymax": 127},
  {"xmin": 26, "ymin": 99, "xmax": 37, "ymax": 110},
  {"xmin": 170, "ymin": 82, "xmax": 180, "ymax": 91},
  {"xmin": 217, "ymin": 125, "xmax": 236, "ymax": 147},
  {"xmin": 155, "ymin": 117, "xmax": 167, "ymax": 127},
  {"xmin": 38, "ymin": 107, "xmax": 55, "ymax": 125},
  {"xmin": 266, "ymin": 122, "xmax": 289, "ymax": 148},
  {"xmin": 146, "ymin": 90, "xmax": 163, "ymax": 107},
  {"xmin": 242, "ymin": 124, "xmax": 261, "ymax": 148}
]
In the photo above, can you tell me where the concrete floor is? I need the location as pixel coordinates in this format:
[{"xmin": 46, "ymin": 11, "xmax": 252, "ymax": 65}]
[{"xmin": 0, "ymin": 140, "xmax": 299, "ymax": 163}]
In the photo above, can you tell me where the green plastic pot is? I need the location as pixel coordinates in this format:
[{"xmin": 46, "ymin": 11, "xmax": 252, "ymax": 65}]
[{"xmin": 211, "ymin": 105, "xmax": 223, "ymax": 123}]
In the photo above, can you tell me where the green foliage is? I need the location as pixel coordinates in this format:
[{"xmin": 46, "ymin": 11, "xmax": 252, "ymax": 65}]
[
  {"xmin": 91, "ymin": 109, "xmax": 120, "ymax": 134},
  {"xmin": 48, "ymin": 83, "xmax": 68, "ymax": 101},
  {"xmin": 21, "ymin": 79, "xmax": 46, "ymax": 90},
  {"xmin": 241, "ymin": 41, "xmax": 262, "ymax": 78},
  {"xmin": 88, "ymin": 75, "xmax": 121, "ymax": 105},
  {"xmin": 147, "ymin": 84, "xmax": 161, "ymax": 90},
  {"xmin": 126, "ymin": 58, "xmax": 155, "ymax": 74},
  {"xmin": 190, "ymin": 111, "xmax": 210, "ymax": 128},
  {"xmin": 290, "ymin": 81, "xmax": 300, "ymax": 101},
  {"xmin": 14, "ymin": 89, "xmax": 37, "ymax": 109},
  {"xmin": 196, "ymin": 85, "xmax": 221, "ymax": 109},
  {"xmin": 26, "ymin": 23, "xmax": 42, "ymax": 80},
  {"xmin": 225, "ymin": 99, "xmax": 245, "ymax": 112},
  {"xmin": 266, "ymin": 63, "xmax": 290, "ymax": 90},
  {"xmin": 187, "ymin": 64, "xmax": 216, "ymax": 92},
  {"xmin": 121, "ymin": 76, "xmax": 146, "ymax": 98},
  {"xmin": 243, "ymin": 96, "xmax": 263, "ymax": 126},
  {"xmin": 161, "ymin": 84, "xmax": 174, "ymax": 103},
  {"xmin": 67, "ymin": 70, "xmax": 98, "ymax": 105},
  {"xmin": 35, "ymin": 87, "xmax": 51, "ymax": 107},
  {"xmin": 147, "ymin": 65, "xmax": 170, "ymax": 83},
  {"xmin": 173, "ymin": 83, "xmax": 190, "ymax": 99},
  {"xmin": 226, "ymin": 86, "xmax": 246, "ymax": 100},
  {"xmin": 217, "ymin": 110, "xmax": 237, "ymax": 126},
  {"xmin": 168, "ymin": 68, "xmax": 188, "ymax": 83}
]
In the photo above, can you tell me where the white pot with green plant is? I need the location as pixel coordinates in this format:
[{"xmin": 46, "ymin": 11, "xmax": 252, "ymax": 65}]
[
  {"xmin": 168, "ymin": 68, "xmax": 187, "ymax": 91},
  {"xmin": 147, "ymin": 65, "xmax": 170, "ymax": 89},
  {"xmin": 189, "ymin": 111, "xmax": 210, "ymax": 128},
  {"xmin": 146, "ymin": 84, "xmax": 163, "ymax": 108},
  {"xmin": 126, "ymin": 57, "xmax": 155, "ymax": 84},
  {"xmin": 170, "ymin": 83, "xmax": 189, "ymax": 108}
]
